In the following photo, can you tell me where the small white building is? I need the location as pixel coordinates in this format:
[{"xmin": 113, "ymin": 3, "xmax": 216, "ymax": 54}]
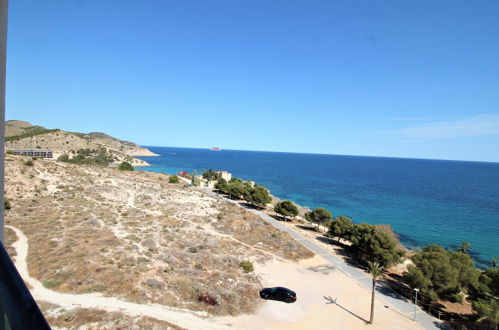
[{"xmin": 217, "ymin": 171, "xmax": 232, "ymax": 181}]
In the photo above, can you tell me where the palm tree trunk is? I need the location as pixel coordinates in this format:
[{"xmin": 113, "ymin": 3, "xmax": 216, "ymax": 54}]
[{"xmin": 370, "ymin": 278, "xmax": 375, "ymax": 324}]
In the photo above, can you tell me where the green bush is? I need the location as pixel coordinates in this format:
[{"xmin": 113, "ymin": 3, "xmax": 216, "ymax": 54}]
[
  {"xmin": 348, "ymin": 223, "xmax": 405, "ymax": 268},
  {"xmin": 57, "ymin": 154, "xmax": 70, "ymax": 162},
  {"xmin": 24, "ymin": 160, "xmax": 34, "ymax": 166},
  {"xmin": 4, "ymin": 199, "xmax": 11, "ymax": 210},
  {"xmin": 215, "ymin": 178, "xmax": 229, "ymax": 192},
  {"xmin": 327, "ymin": 216, "xmax": 354, "ymax": 242},
  {"xmin": 239, "ymin": 260, "xmax": 254, "ymax": 273},
  {"xmin": 202, "ymin": 169, "xmax": 220, "ymax": 181},
  {"xmin": 227, "ymin": 182, "xmax": 248, "ymax": 199},
  {"xmin": 244, "ymin": 185, "xmax": 272, "ymax": 208},
  {"xmin": 169, "ymin": 175, "xmax": 179, "ymax": 183},
  {"xmin": 403, "ymin": 244, "xmax": 478, "ymax": 302},
  {"xmin": 274, "ymin": 200, "xmax": 299, "ymax": 219},
  {"xmin": 188, "ymin": 247, "xmax": 198, "ymax": 253},
  {"xmin": 118, "ymin": 161, "xmax": 134, "ymax": 171},
  {"xmin": 305, "ymin": 207, "xmax": 332, "ymax": 231},
  {"xmin": 58, "ymin": 148, "xmax": 114, "ymax": 165}
]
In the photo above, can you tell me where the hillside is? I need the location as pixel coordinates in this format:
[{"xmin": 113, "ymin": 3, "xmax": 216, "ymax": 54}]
[
  {"xmin": 5, "ymin": 120, "xmax": 157, "ymax": 166},
  {"xmin": 3, "ymin": 155, "xmax": 312, "ymax": 328}
]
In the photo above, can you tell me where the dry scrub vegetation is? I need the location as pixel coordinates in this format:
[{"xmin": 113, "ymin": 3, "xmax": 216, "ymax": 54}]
[
  {"xmin": 38, "ymin": 302, "xmax": 183, "ymax": 330},
  {"xmin": 4, "ymin": 155, "xmax": 312, "ymax": 323},
  {"xmin": 4, "ymin": 226, "xmax": 17, "ymax": 258}
]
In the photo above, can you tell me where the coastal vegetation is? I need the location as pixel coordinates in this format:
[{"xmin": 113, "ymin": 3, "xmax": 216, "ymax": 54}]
[
  {"xmin": 243, "ymin": 185, "xmax": 272, "ymax": 209},
  {"xmin": 239, "ymin": 261, "xmax": 254, "ymax": 273},
  {"xmin": 215, "ymin": 177, "xmax": 272, "ymax": 209},
  {"xmin": 328, "ymin": 216, "xmax": 353, "ymax": 243},
  {"xmin": 403, "ymin": 244, "xmax": 475, "ymax": 303},
  {"xmin": 348, "ymin": 223, "xmax": 405, "ymax": 268},
  {"xmin": 274, "ymin": 200, "xmax": 299, "ymax": 220},
  {"xmin": 118, "ymin": 161, "xmax": 134, "ymax": 171},
  {"xmin": 4, "ymin": 198, "xmax": 11, "ymax": 210},
  {"xmin": 403, "ymin": 244, "xmax": 499, "ymax": 326},
  {"xmin": 196, "ymin": 166, "xmax": 498, "ymax": 327},
  {"xmin": 202, "ymin": 169, "xmax": 221, "ymax": 182},
  {"xmin": 168, "ymin": 175, "xmax": 180, "ymax": 183},
  {"xmin": 304, "ymin": 207, "xmax": 332, "ymax": 232},
  {"xmin": 58, "ymin": 148, "xmax": 114, "ymax": 166}
]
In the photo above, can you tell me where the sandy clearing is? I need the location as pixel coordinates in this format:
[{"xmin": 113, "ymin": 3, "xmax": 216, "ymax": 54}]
[{"xmin": 224, "ymin": 255, "xmax": 423, "ymax": 330}]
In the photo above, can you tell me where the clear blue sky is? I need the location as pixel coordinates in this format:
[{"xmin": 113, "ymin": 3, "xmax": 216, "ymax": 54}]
[{"xmin": 6, "ymin": 1, "xmax": 499, "ymax": 162}]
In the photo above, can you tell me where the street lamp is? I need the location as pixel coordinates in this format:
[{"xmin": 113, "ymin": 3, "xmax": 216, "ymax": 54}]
[{"xmin": 413, "ymin": 288, "xmax": 419, "ymax": 321}]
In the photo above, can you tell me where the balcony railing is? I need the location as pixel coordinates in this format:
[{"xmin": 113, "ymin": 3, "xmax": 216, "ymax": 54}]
[{"xmin": 0, "ymin": 241, "xmax": 50, "ymax": 329}]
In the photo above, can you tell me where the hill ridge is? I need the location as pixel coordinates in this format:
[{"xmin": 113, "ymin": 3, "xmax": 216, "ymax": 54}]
[{"xmin": 5, "ymin": 120, "xmax": 158, "ymax": 166}]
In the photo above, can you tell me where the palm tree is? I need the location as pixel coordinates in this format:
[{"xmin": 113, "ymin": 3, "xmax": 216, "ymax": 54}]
[{"xmin": 368, "ymin": 261, "xmax": 383, "ymax": 324}]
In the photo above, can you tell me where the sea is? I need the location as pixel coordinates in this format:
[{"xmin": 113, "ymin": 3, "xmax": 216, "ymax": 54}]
[{"xmin": 137, "ymin": 146, "xmax": 499, "ymax": 269}]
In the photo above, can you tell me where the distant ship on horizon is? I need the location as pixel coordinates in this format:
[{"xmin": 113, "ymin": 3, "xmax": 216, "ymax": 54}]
[{"xmin": 210, "ymin": 147, "xmax": 221, "ymax": 151}]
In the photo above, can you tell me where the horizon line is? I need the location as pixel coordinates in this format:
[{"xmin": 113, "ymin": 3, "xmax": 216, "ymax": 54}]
[{"xmin": 140, "ymin": 145, "xmax": 499, "ymax": 165}]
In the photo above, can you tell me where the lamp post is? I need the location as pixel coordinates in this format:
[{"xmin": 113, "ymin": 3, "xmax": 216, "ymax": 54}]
[{"xmin": 413, "ymin": 288, "xmax": 419, "ymax": 321}]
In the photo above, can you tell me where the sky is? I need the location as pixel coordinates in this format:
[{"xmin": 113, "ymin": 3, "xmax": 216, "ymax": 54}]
[{"xmin": 5, "ymin": 0, "xmax": 499, "ymax": 162}]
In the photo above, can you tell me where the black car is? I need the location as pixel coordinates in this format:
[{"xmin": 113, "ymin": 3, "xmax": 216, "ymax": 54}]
[{"xmin": 259, "ymin": 287, "xmax": 297, "ymax": 303}]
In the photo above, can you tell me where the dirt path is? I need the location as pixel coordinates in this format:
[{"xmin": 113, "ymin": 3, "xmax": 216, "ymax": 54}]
[
  {"xmin": 6, "ymin": 225, "xmax": 232, "ymax": 330},
  {"xmin": 6, "ymin": 222, "xmax": 427, "ymax": 330}
]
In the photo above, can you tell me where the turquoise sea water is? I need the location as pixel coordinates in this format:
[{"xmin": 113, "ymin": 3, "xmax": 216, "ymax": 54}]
[{"xmin": 137, "ymin": 146, "xmax": 499, "ymax": 269}]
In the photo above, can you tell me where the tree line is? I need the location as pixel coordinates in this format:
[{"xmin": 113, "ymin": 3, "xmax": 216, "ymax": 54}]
[
  {"xmin": 214, "ymin": 176, "xmax": 272, "ymax": 209},
  {"xmin": 272, "ymin": 198, "xmax": 497, "ymax": 325},
  {"xmin": 202, "ymin": 169, "xmax": 497, "ymax": 326}
]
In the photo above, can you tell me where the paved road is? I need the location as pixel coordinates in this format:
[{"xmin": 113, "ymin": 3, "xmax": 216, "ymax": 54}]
[{"xmin": 241, "ymin": 207, "xmax": 448, "ymax": 330}]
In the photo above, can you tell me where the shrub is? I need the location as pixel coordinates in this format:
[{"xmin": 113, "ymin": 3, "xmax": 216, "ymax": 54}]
[
  {"xmin": 42, "ymin": 280, "xmax": 63, "ymax": 288},
  {"xmin": 202, "ymin": 169, "xmax": 220, "ymax": 181},
  {"xmin": 403, "ymin": 244, "xmax": 478, "ymax": 302},
  {"xmin": 4, "ymin": 199, "xmax": 11, "ymax": 210},
  {"xmin": 169, "ymin": 175, "xmax": 180, "ymax": 183},
  {"xmin": 227, "ymin": 182, "xmax": 248, "ymax": 199},
  {"xmin": 244, "ymin": 185, "xmax": 272, "ymax": 208},
  {"xmin": 198, "ymin": 293, "xmax": 219, "ymax": 305},
  {"xmin": 274, "ymin": 200, "xmax": 299, "ymax": 220},
  {"xmin": 118, "ymin": 161, "xmax": 134, "ymax": 171},
  {"xmin": 239, "ymin": 260, "xmax": 254, "ymax": 273},
  {"xmin": 215, "ymin": 178, "xmax": 229, "ymax": 193},
  {"xmin": 24, "ymin": 160, "xmax": 34, "ymax": 166},
  {"xmin": 58, "ymin": 154, "xmax": 70, "ymax": 162},
  {"xmin": 188, "ymin": 247, "xmax": 198, "ymax": 253},
  {"xmin": 191, "ymin": 176, "xmax": 200, "ymax": 186},
  {"xmin": 305, "ymin": 207, "xmax": 332, "ymax": 231},
  {"xmin": 348, "ymin": 223, "xmax": 405, "ymax": 267},
  {"xmin": 327, "ymin": 216, "xmax": 354, "ymax": 242}
]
